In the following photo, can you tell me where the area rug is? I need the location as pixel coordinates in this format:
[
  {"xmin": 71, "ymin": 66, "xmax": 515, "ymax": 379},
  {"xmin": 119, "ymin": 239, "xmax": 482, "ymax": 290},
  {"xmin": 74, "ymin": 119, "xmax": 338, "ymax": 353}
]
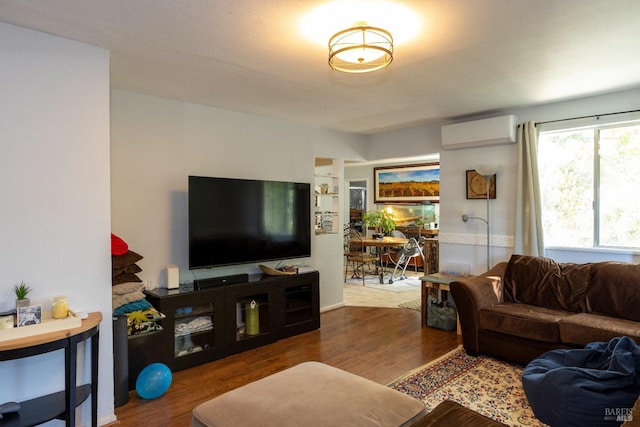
[
  {"xmin": 398, "ymin": 298, "xmax": 421, "ymax": 311},
  {"xmin": 389, "ymin": 346, "xmax": 546, "ymax": 427},
  {"xmin": 346, "ymin": 275, "xmax": 421, "ymax": 292}
]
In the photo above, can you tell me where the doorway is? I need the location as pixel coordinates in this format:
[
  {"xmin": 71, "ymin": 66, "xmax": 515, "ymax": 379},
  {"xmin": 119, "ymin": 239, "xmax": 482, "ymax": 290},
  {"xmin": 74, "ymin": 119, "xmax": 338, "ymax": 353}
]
[
  {"xmin": 342, "ymin": 156, "xmax": 439, "ymax": 311},
  {"xmin": 344, "ymin": 179, "xmax": 422, "ymax": 308},
  {"xmin": 348, "ymin": 180, "xmax": 366, "ymax": 231}
]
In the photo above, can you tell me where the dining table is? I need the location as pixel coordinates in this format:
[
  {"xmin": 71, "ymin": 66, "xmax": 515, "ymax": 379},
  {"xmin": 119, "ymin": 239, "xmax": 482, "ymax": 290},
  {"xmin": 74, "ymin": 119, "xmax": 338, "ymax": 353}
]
[
  {"xmin": 360, "ymin": 236, "xmax": 408, "ymax": 248},
  {"xmin": 359, "ymin": 236, "xmax": 409, "ymax": 282}
]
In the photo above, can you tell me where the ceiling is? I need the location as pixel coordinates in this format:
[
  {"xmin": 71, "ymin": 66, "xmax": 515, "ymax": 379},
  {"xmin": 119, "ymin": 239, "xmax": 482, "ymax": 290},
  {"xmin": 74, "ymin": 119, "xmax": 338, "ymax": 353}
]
[{"xmin": 2, "ymin": 0, "xmax": 639, "ymax": 135}]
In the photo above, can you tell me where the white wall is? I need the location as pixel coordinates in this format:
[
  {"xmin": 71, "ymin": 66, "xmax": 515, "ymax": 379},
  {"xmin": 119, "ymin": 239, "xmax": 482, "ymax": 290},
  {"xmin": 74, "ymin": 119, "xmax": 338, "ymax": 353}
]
[
  {"xmin": 367, "ymin": 88, "xmax": 640, "ymax": 274},
  {"xmin": 110, "ymin": 90, "xmax": 367, "ymax": 310},
  {"xmin": 111, "ymin": 87, "xmax": 640, "ymax": 309},
  {"xmin": 0, "ymin": 23, "xmax": 113, "ymax": 425}
]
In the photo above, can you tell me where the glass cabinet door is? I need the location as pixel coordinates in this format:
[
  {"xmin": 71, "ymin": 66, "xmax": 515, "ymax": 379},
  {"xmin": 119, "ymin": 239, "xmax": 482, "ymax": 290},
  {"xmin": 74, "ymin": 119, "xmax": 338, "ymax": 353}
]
[
  {"xmin": 284, "ymin": 284, "xmax": 313, "ymax": 326},
  {"xmin": 234, "ymin": 294, "xmax": 269, "ymax": 342},
  {"xmin": 174, "ymin": 303, "xmax": 215, "ymax": 358}
]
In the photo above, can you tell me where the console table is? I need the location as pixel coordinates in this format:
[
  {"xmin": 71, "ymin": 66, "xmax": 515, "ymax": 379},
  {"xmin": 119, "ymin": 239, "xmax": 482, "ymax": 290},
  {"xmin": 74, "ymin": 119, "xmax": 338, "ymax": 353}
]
[{"xmin": 0, "ymin": 312, "xmax": 102, "ymax": 427}]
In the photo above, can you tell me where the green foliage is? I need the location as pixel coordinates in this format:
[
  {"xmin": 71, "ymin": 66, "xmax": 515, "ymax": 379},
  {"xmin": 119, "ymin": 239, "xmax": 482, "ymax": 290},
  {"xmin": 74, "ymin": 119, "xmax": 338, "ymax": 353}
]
[
  {"xmin": 539, "ymin": 124, "xmax": 640, "ymax": 248},
  {"xmin": 13, "ymin": 281, "xmax": 31, "ymax": 300},
  {"xmin": 363, "ymin": 210, "xmax": 396, "ymax": 234}
]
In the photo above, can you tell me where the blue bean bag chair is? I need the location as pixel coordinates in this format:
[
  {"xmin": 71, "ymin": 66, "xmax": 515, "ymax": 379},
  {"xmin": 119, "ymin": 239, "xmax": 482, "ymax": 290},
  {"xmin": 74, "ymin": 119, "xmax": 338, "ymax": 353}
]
[{"xmin": 522, "ymin": 336, "xmax": 640, "ymax": 427}]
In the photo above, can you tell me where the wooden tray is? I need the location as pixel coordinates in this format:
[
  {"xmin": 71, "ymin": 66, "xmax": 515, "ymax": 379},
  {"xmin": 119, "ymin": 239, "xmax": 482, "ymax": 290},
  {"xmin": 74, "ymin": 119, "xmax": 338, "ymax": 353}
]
[{"xmin": 259, "ymin": 265, "xmax": 296, "ymax": 276}]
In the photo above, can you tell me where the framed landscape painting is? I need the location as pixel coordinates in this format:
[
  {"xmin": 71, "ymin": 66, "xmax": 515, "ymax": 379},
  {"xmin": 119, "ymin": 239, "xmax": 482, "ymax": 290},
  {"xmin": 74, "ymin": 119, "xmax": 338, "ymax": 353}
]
[{"xmin": 374, "ymin": 163, "xmax": 440, "ymax": 203}]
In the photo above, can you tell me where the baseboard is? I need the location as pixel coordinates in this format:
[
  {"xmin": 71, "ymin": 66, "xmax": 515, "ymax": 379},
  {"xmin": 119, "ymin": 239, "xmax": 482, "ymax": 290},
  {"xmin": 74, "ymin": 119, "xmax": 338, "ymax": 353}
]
[
  {"xmin": 321, "ymin": 302, "xmax": 345, "ymax": 313},
  {"xmin": 100, "ymin": 415, "xmax": 119, "ymax": 426}
]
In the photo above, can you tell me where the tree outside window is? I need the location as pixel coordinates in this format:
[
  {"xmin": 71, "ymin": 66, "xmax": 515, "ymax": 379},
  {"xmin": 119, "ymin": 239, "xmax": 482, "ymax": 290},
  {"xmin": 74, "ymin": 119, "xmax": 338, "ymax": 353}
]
[{"xmin": 538, "ymin": 123, "xmax": 640, "ymax": 249}]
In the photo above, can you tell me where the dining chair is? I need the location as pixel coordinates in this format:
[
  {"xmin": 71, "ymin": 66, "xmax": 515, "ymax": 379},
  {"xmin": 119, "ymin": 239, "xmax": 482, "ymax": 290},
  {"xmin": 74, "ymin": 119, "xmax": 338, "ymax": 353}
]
[
  {"xmin": 404, "ymin": 224, "xmax": 421, "ymax": 240},
  {"xmin": 390, "ymin": 230, "xmax": 406, "ymax": 238},
  {"xmin": 344, "ymin": 227, "xmax": 378, "ymax": 286}
]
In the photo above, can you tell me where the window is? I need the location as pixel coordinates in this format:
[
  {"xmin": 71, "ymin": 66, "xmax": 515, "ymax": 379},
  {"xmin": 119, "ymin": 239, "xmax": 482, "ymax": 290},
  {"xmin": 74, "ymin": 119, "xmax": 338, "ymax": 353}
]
[{"xmin": 538, "ymin": 122, "xmax": 640, "ymax": 250}]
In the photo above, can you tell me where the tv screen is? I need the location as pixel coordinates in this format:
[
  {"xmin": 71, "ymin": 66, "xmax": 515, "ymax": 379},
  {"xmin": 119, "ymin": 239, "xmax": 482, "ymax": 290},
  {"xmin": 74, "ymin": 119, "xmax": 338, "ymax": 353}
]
[{"xmin": 189, "ymin": 176, "xmax": 311, "ymax": 269}]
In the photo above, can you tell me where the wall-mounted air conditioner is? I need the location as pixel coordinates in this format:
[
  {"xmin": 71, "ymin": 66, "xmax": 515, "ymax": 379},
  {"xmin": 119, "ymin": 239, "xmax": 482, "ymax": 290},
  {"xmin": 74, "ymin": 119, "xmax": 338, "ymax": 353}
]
[{"xmin": 441, "ymin": 115, "xmax": 517, "ymax": 150}]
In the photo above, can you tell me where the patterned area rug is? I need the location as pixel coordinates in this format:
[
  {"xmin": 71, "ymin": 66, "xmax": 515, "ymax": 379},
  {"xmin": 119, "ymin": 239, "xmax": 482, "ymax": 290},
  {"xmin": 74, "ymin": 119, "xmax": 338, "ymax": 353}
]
[{"xmin": 389, "ymin": 346, "xmax": 546, "ymax": 427}]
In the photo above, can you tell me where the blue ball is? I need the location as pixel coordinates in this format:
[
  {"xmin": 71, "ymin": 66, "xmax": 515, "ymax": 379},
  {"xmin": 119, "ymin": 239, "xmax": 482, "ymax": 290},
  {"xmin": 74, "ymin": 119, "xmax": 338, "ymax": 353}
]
[{"xmin": 136, "ymin": 363, "xmax": 172, "ymax": 399}]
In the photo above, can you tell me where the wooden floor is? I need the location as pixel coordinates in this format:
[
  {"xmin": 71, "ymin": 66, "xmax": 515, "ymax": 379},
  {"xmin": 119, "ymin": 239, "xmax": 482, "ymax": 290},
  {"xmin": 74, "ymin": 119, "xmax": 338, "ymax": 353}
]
[{"xmin": 113, "ymin": 306, "xmax": 461, "ymax": 426}]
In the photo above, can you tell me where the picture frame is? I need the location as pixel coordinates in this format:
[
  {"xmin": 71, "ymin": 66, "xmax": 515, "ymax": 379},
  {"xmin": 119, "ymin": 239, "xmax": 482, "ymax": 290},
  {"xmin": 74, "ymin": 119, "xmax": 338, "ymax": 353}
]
[
  {"xmin": 466, "ymin": 170, "xmax": 496, "ymax": 199},
  {"xmin": 17, "ymin": 304, "xmax": 42, "ymax": 327},
  {"xmin": 374, "ymin": 163, "xmax": 440, "ymax": 204}
]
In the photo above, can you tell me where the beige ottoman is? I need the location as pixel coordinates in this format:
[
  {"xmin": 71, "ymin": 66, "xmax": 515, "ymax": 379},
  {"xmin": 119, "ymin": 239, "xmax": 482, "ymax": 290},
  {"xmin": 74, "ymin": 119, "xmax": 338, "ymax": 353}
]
[{"xmin": 192, "ymin": 361, "xmax": 427, "ymax": 426}]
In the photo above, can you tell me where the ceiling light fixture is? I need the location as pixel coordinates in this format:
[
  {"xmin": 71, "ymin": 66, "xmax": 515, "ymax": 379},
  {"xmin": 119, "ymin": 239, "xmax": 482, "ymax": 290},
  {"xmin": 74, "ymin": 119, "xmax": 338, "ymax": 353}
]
[{"xmin": 328, "ymin": 26, "xmax": 393, "ymax": 73}]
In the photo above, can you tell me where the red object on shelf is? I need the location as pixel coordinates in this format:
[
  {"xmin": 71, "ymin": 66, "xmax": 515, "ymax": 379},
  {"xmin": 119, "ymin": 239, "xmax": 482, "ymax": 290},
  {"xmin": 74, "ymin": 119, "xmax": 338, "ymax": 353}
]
[{"xmin": 111, "ymin": 233, "xmax": 129, "ymax": 256}]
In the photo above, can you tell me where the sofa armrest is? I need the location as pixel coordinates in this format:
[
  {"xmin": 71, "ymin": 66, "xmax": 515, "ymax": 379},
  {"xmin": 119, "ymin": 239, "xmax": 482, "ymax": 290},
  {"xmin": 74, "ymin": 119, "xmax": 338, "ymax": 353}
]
[{"xmin": 450, "ymin": 274, "xmax": 502, "ymax": 355}]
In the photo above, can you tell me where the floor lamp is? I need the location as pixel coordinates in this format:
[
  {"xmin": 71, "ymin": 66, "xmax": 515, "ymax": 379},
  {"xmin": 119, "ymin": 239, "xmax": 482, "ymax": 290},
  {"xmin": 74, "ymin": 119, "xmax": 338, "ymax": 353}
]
[{"xmin": 462, "ymin": 164, "xmax": 501, "ymax": 270}]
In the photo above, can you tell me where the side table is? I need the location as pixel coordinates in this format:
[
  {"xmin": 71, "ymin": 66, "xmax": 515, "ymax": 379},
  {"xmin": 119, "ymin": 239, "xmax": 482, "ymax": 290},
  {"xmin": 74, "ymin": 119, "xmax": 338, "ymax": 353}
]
[
  {"xmin": 0, "ymin": 312, "xmax": 102, "ymax": 426},
  {"xmin": 419, "ymin": 273, "xmax": 467, "ymax": 333}
]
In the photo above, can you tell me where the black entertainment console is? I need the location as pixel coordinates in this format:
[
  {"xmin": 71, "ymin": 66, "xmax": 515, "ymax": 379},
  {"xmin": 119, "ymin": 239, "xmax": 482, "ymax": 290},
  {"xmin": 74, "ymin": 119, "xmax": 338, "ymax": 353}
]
[{"xmin": 143, "ymin": 271, "xmax": 320, "ymax": 371}]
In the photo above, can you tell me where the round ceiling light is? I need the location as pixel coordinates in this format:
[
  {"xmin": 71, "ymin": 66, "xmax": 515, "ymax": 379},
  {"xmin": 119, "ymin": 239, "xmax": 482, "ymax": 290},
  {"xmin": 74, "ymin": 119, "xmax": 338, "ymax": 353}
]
[{"xmin": 328, "ymin": 26, "xmax": 393, "ymax": 73}]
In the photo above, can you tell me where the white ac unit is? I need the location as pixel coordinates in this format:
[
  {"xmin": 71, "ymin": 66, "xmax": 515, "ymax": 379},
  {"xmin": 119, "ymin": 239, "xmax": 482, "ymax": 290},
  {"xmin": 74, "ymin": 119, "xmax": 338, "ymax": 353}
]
[{"xmin": 441, "ymin": 115, "xmax": 518, "ymax": 150}]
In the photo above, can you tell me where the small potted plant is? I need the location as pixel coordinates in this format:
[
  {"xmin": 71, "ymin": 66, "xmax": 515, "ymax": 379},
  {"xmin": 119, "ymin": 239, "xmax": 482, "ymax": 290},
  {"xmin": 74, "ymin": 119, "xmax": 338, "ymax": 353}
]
[
  {"xmin": 363, "ymin": 210, "xmax": 396, "ymax": 238},
  {"xmin": 13, "ymin": 281, "xmax": 32, "ymax": 308}
]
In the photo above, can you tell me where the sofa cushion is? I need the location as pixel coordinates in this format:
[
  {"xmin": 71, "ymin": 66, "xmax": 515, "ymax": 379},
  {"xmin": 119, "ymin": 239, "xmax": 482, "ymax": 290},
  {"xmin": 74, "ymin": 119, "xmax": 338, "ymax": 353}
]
[
  {"xmin": 585, "ymin": 262, "xmax": 640, "ymax": 322},
  {"xmin": 503, "ymin": 254, "xmax": 592, "ymax": 312},
  {"xmin": 479, "ymin": 303, "xmax": 572, "ymax": 343},
  {"xmin": 560, "ymin": 313, "xmax": 640, "ymax": 346}
]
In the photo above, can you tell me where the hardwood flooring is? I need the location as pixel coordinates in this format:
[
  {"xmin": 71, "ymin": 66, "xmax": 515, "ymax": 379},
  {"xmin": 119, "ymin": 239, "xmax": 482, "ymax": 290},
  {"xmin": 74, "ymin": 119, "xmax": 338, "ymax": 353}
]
[{"xmin": 113, "ymin": 306, "xmax": 461, "ymax": 426}]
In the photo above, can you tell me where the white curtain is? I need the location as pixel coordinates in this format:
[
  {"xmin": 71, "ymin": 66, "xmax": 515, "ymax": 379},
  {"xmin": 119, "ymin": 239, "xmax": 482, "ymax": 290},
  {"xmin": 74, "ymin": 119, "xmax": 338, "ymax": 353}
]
[{"xmin": 514, "ymin": 121, "xmax": 545, "ymax": 256}]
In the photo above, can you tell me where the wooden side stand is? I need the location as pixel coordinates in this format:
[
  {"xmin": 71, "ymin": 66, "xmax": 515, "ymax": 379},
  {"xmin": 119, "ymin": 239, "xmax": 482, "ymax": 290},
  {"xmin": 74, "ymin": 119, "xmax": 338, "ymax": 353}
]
[
  {"xmin": 419, "ymin": 273, "xmax": 463, "ymax": 334},
  {"xmin": 0, "ymin": 312, "xmax": 102, "ymax": 427}
]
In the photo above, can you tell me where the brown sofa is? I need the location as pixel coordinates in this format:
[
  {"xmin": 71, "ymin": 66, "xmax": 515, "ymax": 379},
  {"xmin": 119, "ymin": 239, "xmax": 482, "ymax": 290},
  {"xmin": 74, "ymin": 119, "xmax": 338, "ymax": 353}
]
[{"xmin": 450, "ymin": 254, "xmax": 640, "ymax": 365}]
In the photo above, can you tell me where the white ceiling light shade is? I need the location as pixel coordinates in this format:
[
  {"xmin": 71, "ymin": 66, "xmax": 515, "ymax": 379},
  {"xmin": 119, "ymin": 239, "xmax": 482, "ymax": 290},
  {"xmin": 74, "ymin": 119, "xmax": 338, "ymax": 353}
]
[{"xmin": 328, "ymin": 26, "xmax": 393, "ymax": 73}]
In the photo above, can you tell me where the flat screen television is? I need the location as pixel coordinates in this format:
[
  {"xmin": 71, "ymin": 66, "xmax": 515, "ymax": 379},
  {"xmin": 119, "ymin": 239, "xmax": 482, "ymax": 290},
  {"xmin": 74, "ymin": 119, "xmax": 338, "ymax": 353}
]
[{"xmin": 188, "ymin": 175, "xmax": 311, "ymax": 269}]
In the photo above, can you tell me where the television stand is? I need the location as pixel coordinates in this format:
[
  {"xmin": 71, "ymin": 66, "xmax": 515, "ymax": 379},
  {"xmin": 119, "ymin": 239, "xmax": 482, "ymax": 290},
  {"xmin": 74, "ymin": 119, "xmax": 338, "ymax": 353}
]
[{"xmin": 143, "ymin": 271, "xmax": 319, "ymax": 371}]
